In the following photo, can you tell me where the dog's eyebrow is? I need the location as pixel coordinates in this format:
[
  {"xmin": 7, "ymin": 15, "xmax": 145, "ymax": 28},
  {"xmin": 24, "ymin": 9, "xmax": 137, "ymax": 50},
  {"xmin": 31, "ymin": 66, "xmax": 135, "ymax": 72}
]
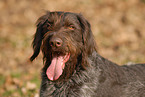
[{"xmin": 63, "ymin": 15, "xmax": 79, "ymax": 26}]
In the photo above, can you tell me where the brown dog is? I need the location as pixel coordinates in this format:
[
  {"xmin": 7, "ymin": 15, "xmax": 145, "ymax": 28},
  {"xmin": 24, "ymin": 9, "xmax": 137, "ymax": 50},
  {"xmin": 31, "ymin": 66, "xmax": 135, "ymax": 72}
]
[{"xmin": 30, "ymin": 11, "xmax": 145, "ymax": 97}]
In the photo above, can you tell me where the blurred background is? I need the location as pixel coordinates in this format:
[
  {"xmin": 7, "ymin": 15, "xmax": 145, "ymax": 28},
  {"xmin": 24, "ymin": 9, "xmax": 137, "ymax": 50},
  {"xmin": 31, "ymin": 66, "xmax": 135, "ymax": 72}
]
[{"xmin": 0, "ymin": 0, "xmax": 145, "ymax": 96}]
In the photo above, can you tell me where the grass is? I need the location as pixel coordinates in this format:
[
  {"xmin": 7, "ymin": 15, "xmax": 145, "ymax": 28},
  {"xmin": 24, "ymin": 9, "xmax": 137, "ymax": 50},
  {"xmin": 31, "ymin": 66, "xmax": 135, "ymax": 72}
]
[
  {"xmin": 1, "ymin": 72, "xmax": 40, "ymax": 97},
  {"xmin": 0, "ymin": 75, "xmax": 5, "ymax": 87}
]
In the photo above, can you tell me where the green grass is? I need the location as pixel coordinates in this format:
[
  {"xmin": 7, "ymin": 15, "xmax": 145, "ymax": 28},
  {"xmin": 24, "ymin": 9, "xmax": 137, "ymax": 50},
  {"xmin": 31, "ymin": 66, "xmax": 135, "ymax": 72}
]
[
  {"xmin": 11, "ymin": 72, "xmax": 22, "ymax": 78},
  {"xmin": 0, "ymin": 75, "xmax": 5, "ymax": 86},
  {"xmin": 0, "ymin": 72, "xmax": 40, "ymax": 97},
  {"xmin": 30, "ymin": 75, "xmax": 41, "ymax": 88},
  {"xmin": 2, "ymin": 90, "xmax": 13, "ymax": 97},
  {"xmin": 2, "ymin": 88, "xmax": 23, "ymax": 97}
]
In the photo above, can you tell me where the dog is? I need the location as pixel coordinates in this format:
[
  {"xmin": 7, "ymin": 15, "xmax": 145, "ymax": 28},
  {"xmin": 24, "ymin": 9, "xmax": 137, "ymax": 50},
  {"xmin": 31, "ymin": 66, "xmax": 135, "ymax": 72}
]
[{"xmin": 30, "ymin": 11, "xmax": 145, "ymax": 97}]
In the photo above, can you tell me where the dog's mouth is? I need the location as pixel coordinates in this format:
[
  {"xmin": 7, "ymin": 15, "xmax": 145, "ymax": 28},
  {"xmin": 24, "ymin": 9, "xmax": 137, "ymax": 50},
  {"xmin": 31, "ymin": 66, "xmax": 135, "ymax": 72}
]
[{"xmin": 46, "ymin": 52, "xmax": 70, "ymax": 81}]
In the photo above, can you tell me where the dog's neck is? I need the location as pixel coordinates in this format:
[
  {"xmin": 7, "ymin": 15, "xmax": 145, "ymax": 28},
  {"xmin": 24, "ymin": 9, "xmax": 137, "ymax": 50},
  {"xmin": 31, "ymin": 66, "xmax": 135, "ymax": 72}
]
[{"xmin": 41, "ymin": 51, "xmax": 101, "ymax": 97}]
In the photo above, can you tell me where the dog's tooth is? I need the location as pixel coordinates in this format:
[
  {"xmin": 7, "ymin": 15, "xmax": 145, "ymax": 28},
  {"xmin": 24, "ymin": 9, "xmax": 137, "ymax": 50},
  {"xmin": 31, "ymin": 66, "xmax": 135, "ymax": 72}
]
[
  {"xmin": 61, "ymin": 63, "xmax": 64, "ymax": 69},
  {"xmin": 64, "ymin": 55, "xmax": 67, "ymax": 59}
]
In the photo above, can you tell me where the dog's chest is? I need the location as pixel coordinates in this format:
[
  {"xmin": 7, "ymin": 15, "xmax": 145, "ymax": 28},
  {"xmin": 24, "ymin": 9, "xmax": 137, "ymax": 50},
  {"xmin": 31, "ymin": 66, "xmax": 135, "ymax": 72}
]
[{"xmin": 44, "ymin": 81, "xmax": 97, "ymax": 97}]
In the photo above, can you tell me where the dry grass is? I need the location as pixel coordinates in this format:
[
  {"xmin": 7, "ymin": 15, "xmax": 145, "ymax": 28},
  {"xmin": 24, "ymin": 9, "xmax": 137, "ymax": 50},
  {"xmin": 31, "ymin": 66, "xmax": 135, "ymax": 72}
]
[{"xmin": 0, "ymin": 0, "xmax": 145, "ymax": 96}]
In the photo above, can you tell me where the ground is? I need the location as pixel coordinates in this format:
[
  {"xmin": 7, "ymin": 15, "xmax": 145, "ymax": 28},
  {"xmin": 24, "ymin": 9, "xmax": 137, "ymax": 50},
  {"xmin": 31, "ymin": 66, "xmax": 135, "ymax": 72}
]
[{"xmin": 0, "ymin": 0, "xmax": 145, "ymax": 96}]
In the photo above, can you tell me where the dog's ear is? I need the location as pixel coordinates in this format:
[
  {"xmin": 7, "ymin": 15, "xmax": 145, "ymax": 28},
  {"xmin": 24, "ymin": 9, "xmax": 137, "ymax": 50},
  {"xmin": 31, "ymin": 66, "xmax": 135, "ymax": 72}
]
[
  {"xmin": 77, "ymin": 14, "xmax": 97, "ymax": 55},
  {"xmin": 77, "ymin": 14, "xmax": 97, "ymax": 69},
  {"xmin": 30, "ymin": 13, "xmax": 50, "ymax": 61}
]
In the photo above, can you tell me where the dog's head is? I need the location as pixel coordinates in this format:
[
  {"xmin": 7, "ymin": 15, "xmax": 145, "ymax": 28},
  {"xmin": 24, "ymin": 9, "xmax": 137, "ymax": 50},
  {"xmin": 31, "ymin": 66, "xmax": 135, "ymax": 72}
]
[{"xmin": 30, "ymin": 11, "xmax": 97, "ymax": 81}]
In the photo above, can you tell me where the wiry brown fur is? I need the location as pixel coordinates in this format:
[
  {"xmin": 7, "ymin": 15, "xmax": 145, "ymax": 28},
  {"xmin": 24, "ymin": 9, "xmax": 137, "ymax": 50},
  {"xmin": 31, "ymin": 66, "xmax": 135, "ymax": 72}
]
[
  {"xmin": 30, "ymin": 11, "xmax": 96, "ymax": 73},
  {"xmin": 30, "ymin": 11, "xmax": 145, "ymax": 97}
]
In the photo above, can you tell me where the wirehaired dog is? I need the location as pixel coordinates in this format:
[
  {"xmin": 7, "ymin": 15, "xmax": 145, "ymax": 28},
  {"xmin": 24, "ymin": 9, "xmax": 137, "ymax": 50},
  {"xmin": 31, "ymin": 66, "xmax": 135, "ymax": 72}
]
[{"xmin": 30, "ymin": 11, "xmax": 145, "ymax": 97}]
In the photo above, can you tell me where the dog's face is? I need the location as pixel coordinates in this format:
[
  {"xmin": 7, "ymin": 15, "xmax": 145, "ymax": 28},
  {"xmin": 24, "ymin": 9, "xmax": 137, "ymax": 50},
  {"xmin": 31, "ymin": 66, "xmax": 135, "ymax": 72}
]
[{"xmin": 30, "ymin": 11, "xmax": 96, "ymax": 81}]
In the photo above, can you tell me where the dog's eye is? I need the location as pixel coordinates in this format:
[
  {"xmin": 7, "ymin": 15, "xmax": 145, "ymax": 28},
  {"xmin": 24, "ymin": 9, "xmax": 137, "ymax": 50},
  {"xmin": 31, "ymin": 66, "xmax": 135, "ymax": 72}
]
[
  {"xmin": 43, "ymin": 23, "xmax": 51, "ymax": 29},
  {"xmin": 68, "ymin": 25, "xmax": 75, "ymax": 30},
  {"xmin": 47, "ymin": 23, "xmax": 52, "ymax": 28},
  {"xmin": 45, "ymin": 21, "xmax": 53, "ymax": 29}
]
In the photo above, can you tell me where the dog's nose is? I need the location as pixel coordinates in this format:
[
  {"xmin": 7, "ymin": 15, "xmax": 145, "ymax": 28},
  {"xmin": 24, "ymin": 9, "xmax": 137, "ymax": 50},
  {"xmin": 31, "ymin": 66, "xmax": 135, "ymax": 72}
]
[{"xmin": 49, "ymin": 38, "xmax": 63, "ymax": 47}]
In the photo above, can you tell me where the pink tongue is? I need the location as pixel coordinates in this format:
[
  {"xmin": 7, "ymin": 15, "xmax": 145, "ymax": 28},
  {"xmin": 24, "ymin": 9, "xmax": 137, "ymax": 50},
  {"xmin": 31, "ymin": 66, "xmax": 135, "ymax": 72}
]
[{"xmin": 46, "ymin": 56, "xmax": 64, "ymax": 81}]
